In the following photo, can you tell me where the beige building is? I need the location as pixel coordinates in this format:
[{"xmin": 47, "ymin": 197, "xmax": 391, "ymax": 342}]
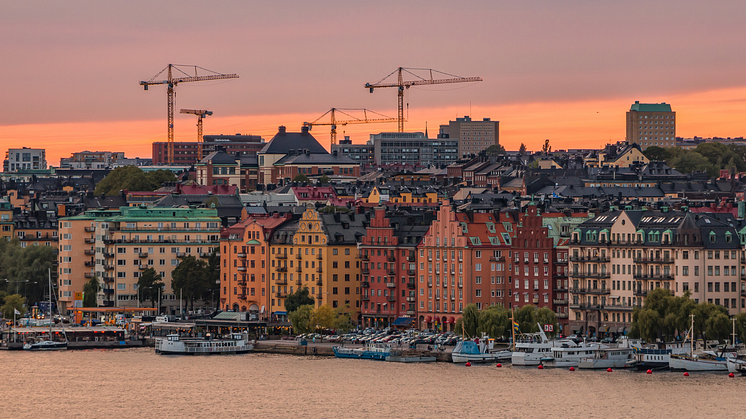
[
  {"xmin": 626, "ymin": 101, "xmax": 676, "ymax": 150},
  {"xmin": 439, "ymin": 116, "xmax": 499, "ymax": 158}
]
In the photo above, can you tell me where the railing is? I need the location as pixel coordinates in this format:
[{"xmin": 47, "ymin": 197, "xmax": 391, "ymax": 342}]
[
  {"xmin": 406, "ymin": 310, "xmax": 416, "ymax": 315},
  {"xmin": 316, "ymin": 267, "xmax": 323, "ymax": 273},
  {"xmin": 84, "ymin": 273, "xmax": 94, "ymax": 278},
  {"xmin": 386, "ymin": 282, "xmax": 396, "ymax": 288},
  {"xmin": 569, "ymin": 255, "xmax": 610, "ymax": 263},
  {"xmin": 387, "ymin": 296, "xmax": 396, "ymax": 302},
  {"xmin": 361, "ymin": 254, "xmax": 369, "ymax": 261},
  {"xmin": 296, "ymin": 280, "xmax": 303, "ymax": 286},
  {"xmin": 316, "ymin": 280, "xmax": 322, "ymax": 286},
  {"xmin": 84, "ymin": 226, "xmax": 95, "ymax": 232},
  {"xmin": 361, "ymin": 281, "xmax": 370, "ymax": 288},
  {"xmin": 406, "ymin": 296, "xmax": 416, "ymax": 302},
  {"xmin": 103, "ymin": 253, "xmax": 114, "ymax": 258},
  {"xmin": 361, "ymin": 268, "xmax": 370, "ymax": 274},
  {"xmin": 237, "ymin": 267, "xmax": 247, "ymax": 272},
  {"xmin": 276, "ymin": 291, "xmax": 287, "ymax": 298},
  {"xmin": 104, "ymin": 265, "xmax": 114, "ymax": 271},
  {"xmin": 587, "ymin": 287, "xmax": 610, "ymax": 295},
  {"xmin": 603, "ymin": 304, "xmax": 634, "ymax": 311},
  {"xmin": 553, "ymin": 299, "xmax": 568, "ymax": 305},
  {"xmin": 387, "ymin": 255, "xmax": 396, "ymax": 262},
  {"xmin": 634, "ymin": 289, "xmax": 648, "ymax": 296},
  {"xmin": 276, "ymin": 266, "xmax": 287, "ymax": 272},
  {"xmin": 84, "ymin": 238, "xmax": 95, "ymax": 244},
  {"xmin": 489, "ymin": 256, "xmax": 505, "ymax": 262},
  {"xmin": 407, "ymin": 255, "xmax": 416, "ymax": 262},
  {"xmin": 568, "ymin": 303, "xmax": 602, "ymax": 310},
  {"xmin": 296, "ymin": 253, "xmax": 302, "ymax": 260},
  {"xmin": 85, "ymin": 249, "xmax": 95, "ymax": 256},
  {"xmin": 276, "ymin": 254, "xmax": 287, "ymax": 259},
  {"xmin": 571, "ymin": 272, "xmax": 611, "ymax": 279},
  {"xmin": 633, "ymin": 257, "xmax": 674, "ymax": 264},
  {"xmin": 276, "ymin": 279, "xmax": 287, "ymax": 285},
  {"xmin": 555, "ymin": 312, "xmax": 569, "ymax": 319},
  {"xmin": 85, "ymin": 261, "xmax": 95, "ymax": 267},
  {"xmin": 407, "ymin": 282, "xmax": 416, "ymax": 290},
  {"xmin": 316, "ymin": 254, "xmax": 323, "ymax": 260},
  {"xmin": 237, "ymin": 253, "xmax": 246, "ymax": 258},
  {"xmin": 362, "ymin": 295, "xmax": 370, "ymax": 301},
  {"xmin": 296, "ymin": 266, "xmax": 302, "ymax": 273},
  {"xmin": 570, "ymin": 288, "xmax": 587, "ymax": 294},
  {"xmin": 632, "ymin": 273, "xmax": 673, "ymax": 281},
  {"xmin": 138, "ymin": 252, "xmax": 148, "ymax": 258}
]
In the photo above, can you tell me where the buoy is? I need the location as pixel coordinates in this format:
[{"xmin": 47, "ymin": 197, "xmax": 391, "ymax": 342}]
[
  {"xmin": 465, "ymin": 362, "xmax": 471, "ymax": 367},
  {"xmin": 607, "ymin": 367, "xmax": 613, "ymax": 372},
  {"xmin": 729, "ymin": 373, "xmax": 735, "ymax": 378},
  {"xmin": 569, "ymin": 367, "xmax": 575, "ymax": 371},
  {"xmin": 683, "ymin": 372, "xmax": 689, "ymax": 377},
  {"xmin": 538, "ymin": 365, "xmax": 544, "ymax": 370},
  {"xmin": 646, "ymin": 369, "xmax": 652, "ymax": 374},
  {"xmin": 496, "ymin": 363, "xmax": 502, "ymax": 368}
]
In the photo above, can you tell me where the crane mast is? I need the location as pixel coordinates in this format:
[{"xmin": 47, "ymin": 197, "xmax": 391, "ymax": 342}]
[
  {"xmin": 140, "ymin": 64, "xmax": 237, "ymax": 164},
  {"xmin": 303, "ymin": 108, "xmax": 398, "ymax": 145},
  {"xmin": 365, "ymin": 67, "xmax": 482, "ymax": 132},
  {"xmin": 180, "ymin": 109, "xmax": 213, "ymax": 161}
]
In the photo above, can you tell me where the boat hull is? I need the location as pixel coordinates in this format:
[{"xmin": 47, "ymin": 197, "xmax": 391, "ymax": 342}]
[
  {"xmin": 155, "ymin": 337, "xmax": 253, "ymax": 355},
  {"xmin": 452, "ymin": 353, "xmax": 500, "ymax": 363},
  {"xmin": 23, "ymin": 341, "xmax": 68, "ymax": 351},
  {"xmin": 669, "ymin": 357, "xmax": 728, "ymax": 372},
  {"xmin": 577, "ymin": 359, "xmax": 630, "ymax": 369},
  {"xmin": 333, "ymin": 346, "xmax": 390, "ymax": 360}
]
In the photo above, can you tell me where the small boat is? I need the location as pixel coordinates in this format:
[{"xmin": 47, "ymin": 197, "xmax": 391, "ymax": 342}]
[
  {"xmin": 155, "ymin": 332, "xmax": 253, "ymax": 355},
  {"xmin": 669, "ymin": 351, "xmax": 734, "ymax": 372},
  {"xmin": 544, "ymin": 343, "xmax": 603, "ymax": 368},
  {"xmin": 386, "ymin": 349, "xmax": 436, "ymax": 363},
  {"xmin": 578, "ymin": 348, "xmax": 635, "ymax": 369},
  {"xmin": 632, "ymin": 342, "xmax": 689, "ymax": 370},
  {"xmin": 452, "ymin": 340, "xmax": 508, "ymax": 364},
  {"xmin": 24, "ymin": 269, "xmax": 68, "ymax": 351},
  {"xmin": 511, "ymin": 324, "xmax": 580, "ymax": 366},
  {"xmin": 727, "ymin": 357, "xmax": 746, "ymax": 374},
  {"xmin": 333, "ymin": 343, "xmax": 391, "ymax": 360}
]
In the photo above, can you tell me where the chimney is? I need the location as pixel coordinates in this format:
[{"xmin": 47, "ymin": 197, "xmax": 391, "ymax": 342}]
[
  {"xmin": 301, "ymin": 126, "xmax": 309, "ymax": 134},
  {"xmin": 278, "ymin": 126, "xmax": 286, "ymax": 135}
]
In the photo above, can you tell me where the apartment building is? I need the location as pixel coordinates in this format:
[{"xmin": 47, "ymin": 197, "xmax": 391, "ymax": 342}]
[
  {"xmin": 438, "ymin": 116, "xmax": 499, "ymax": 158},
  {"xmin": 626, "ymin": 101, "xmax": 676, "ymax": 150},
  {"xmin": 4, "ymin": 148, "xmax": 47, "ymax": 172}
]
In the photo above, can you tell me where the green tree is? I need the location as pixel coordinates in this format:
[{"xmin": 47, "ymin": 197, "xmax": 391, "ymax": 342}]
[
  {"xmin": 514, "ymin": 304, "xmax": 539, "ymax": 334},
  {"xmin": 82, "ymin": 277, "xmax": 100, "ymax": 307},
  {"xmin": 317, "ymin": 175, "xmax": 330, "ymax": 185},
  {"xmin": 735, "ymin": 312, "xmax": 746, "ymax": 344},
  {"xmin": 1, "ymin": 294, "xmax": 25, "ymax": 319},
  {"xmin": 289, "ymin": 304, "xmax": 314, "ymax": 334},
  {"xmin": 643, "ymin": 146, "xmax": 670, "ymax": 162},
  {"xmin": 0, "ymin": 240, "xmax": 56, "ymax": 306},
  {"xmin": 285, "ymin": 287, "xmax": 315, "ymax": 313},
  {"xmin": 636, "ymin": 309, "xmax": 661, "ymax": 342},
  {"xmin": 311, "ymin": 305, "xmax": 338, "ymax": 330},
  {"xmin": 171, "ymin": 255, "xmax": 209, "ymax": 311},
  {"xmin": 137, "ymin": 268, "xmax": 164, "ymax": 307},
  {"xmin": 293, "ymin": 174, "xmax": 310, "ymax": 183},
  {"xmin": 477, "ymin": 305, "xmax": 509, "ymax": 338},
  {"xmin": 518, "ymin": 143, "xmax": 527, "ymax": 156},
  {"xmin": 705, "ymin": 312, "xmax": 731, "ymax": 342},
  {"xmin": 534, "ymin": 307, "xmax": 558, "ymax": 338},
  {"xmin": 454, "ymin": 303, "xmax": 480, "ymax": 337},
  {"xmin": 484, "ymin": 144, "xmax": 506, "ymax": 155},
  {"xmin": 94, "ymin": 166, "xmax": 176, "ymax": 195},
  {"xmin": 669, "ymin": 151, "xmax": 716, "ymax": 176}
]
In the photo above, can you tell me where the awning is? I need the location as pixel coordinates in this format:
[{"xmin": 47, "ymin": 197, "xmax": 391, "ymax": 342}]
[
  {"xmin": 609, "ymin": 327, "xmax": 618, "ymax": 333},
  {"xmin": 449, "ymin": 316, "xmax": 456, "ymax": 324},
  {"xmin": 425, "ymin": 316, "xmax": 432, "ymax": 322},
  {"xmin": 392, "ymin": 317, "xmax": 415, "ymax": 326},
  {"xmin": 273, "ymin": 311, "xmax": 287, "ymax": 316}
]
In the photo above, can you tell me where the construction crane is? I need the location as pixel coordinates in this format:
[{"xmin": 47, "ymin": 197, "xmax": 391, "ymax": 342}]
[
  {"xmin": 365, "ymin": 67, "xmax": 482, "ymax": 132},
  {"xmin": 303, "ymin": 108, "xmax": 398, "ymax": 145},
  {"xmin": 140, "ymin": 64, "xmax": 238, "ymax": 164},
  {"xmin": 180, "ymin": 109, "xmax": 213, "ymax": 161}
]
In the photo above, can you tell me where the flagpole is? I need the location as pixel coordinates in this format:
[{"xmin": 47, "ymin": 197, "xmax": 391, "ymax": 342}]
[
  {"xmin": 511, "ymin": 308, "xmax": 515, "ymax": 351},
  {"xmin": 13, "ymin": 310, "xmax": 16, "ymax": 343}
]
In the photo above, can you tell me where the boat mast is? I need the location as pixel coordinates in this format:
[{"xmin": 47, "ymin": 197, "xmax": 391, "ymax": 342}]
[
  {"xmin": 690, "ymin": 313, "xmax": 694, "ymax": 356},
  {"xmin": 510, "ymin": 308, "xmax": 516, "ymax": 351},
  {"xmin": 48, "ymin": 268, "xmax": 53, "ymax": 340},
  {"xmin": 732, "ymin": 317, "xmax": 737, "ymax": 349}
]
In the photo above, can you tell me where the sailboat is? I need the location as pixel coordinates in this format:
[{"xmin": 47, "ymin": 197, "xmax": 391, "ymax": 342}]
[
  {"xmin": 668, "ymin": 314, "xmax": 734, "ymax": 372},
  {"xmin": 23, "ymin": 269, "xmax": 68, "ymax": 351}
]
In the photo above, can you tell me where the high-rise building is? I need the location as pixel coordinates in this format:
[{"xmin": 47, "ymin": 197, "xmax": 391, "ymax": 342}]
[
  {"xmin": 152, "ymin": 134, "xmax": 265, "ymax": 165},
  {"xmin": 439, "ymin": 116, "xmax": 499, "ymax": 158},
  {"xmin": 626, "ymin": 101, "xmax": 676, "ymax": 150},
  {"xmin": 369, "ymin": 132, "xmax": 459, "ymax": 167},
  {"xmin": 4, "ymin": 148, "xmax": 47, "ymax": 172}
]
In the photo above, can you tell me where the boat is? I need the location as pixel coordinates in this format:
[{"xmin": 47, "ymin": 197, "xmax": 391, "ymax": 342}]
[
  {"xmin": 333, "ymin": 343, "xmax": 391, "ymax": 360},
  {"xmin": 632, "ymin": 341, "xmax": 689, "ymax": 370},
  {"xmin": 667, "ymin": 314, "xmax": 736, "ymax": 372},
  {"xmin": 512, "ymin": 324, "xmax": 580, "ymax": 366},
  {"xmin": 155, "ymin": 332, "xmax": 253, "ymax": 355},
  {"xmin": 544, "ymin": 343, "xmax": 603, "ymax": 368},
  {"xmin": 386, "ymin": 349, "xmax": 437, "ymax": 363},
  {"xmin": 578, "ymin": 347, "xmax": 635, "ymax": 369},
  {"xmin": 452, "ymin": 340, "xmax": 509, "ymax": 363},
  {"xmin": 23, "ymin": 269, "xmax": 68, "ymax": 351},
  {"xmin": 727, "ymin": 356, "xmax": 746, "ymax": 374}
]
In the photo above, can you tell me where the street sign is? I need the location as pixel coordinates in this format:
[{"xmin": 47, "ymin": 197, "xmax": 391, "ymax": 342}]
[{"xmin": 544, "ymin": 324, "xmax": 554, "ymax": 332}]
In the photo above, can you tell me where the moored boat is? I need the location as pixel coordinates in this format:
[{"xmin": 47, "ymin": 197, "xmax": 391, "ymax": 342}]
[
  {"xmin": 452, "ymin": 340, "xmax": 507, "ymax": 364},
  {"xmin": 23, "ymin": 269, "xmax": 68, "ymax": 351},
  {"xmin": 155, "ymin": 332, "xmax": 253, "ymax": 355},
  {"xmin": 577, "ymin": 348, "xmax": 635, "ymax": 369},
  {"xmin": 544, "ymin": 343, "xmax": 603, "ymax": 368},
  {"xmin": 333, "ymin": 343, "xmax": 391, "ymax": 360},
  {"xmin": 669, "ymin": 351, "xmax": 733, "ymax": 372}
]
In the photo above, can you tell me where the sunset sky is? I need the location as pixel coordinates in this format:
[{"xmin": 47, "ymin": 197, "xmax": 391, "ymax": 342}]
[{"xmin": 2, "ymin": 0, "xmax": 746, "ymax": 166}]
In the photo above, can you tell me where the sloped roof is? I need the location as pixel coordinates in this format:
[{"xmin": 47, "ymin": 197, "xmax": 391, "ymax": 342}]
[{"xmin": 259, "ymin": 126, "xmax": 327, "ymax": 155}]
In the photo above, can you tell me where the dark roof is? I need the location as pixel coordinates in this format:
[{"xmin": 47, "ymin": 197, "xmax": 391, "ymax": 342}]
[
  {"xmin": 275, "ymin": 153, "xmax": 356, "ymax": 166},
  {"xmin": 259, "ymin": 126, "xmax": 327, "ymax": 155},
  {"xmin": 198, "ymin": 149, "xmax": 236, "ymax": 165}
]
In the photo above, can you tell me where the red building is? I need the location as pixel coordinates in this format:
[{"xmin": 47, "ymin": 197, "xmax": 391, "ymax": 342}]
[
  {"xmin": 152, "ymin": 134, "xmax": 264, "ymax": 165},
  {"xmin": 359, "ymin": 208, "xmax": 431, "ymax": 328}
]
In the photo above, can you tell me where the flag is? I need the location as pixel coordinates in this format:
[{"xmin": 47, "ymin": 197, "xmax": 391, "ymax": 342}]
[
  {"xmin": 513, "ymin": 321, "xmax": 520, "ymax": 334},
  {"xmin": 14, "ymin": 309, "xmax": 21, "ymax": 315}
]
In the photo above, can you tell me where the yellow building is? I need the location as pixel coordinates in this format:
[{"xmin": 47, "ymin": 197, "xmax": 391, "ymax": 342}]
[
  {"xmin": 267, "ymin": 207, "xmax": 365, "ymax": 322},
  {"xmin": 0, "ymin": 199, "xmax": 13, "ymax": 240}
]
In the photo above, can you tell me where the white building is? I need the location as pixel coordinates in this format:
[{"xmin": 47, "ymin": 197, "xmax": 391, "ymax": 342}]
[{"xmin": 4, "ymin": 147, "xmax": 47, "ymax": 172}]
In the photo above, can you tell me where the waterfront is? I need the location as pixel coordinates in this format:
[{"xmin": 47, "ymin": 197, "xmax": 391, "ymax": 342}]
[{"xmin": 1, "ymin": 349, "xmax": 743, "ymax": 418}]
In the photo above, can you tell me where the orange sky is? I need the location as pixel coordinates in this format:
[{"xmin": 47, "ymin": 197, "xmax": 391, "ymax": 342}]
[{"xmin": 2, "ymin": 85, "xmax": 744, "ymax": 167}]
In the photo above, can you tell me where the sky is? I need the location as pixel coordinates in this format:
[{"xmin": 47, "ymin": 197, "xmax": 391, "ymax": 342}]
[{"xmin": 2, "ymin": 0, "xmax": 746, "ymax": 166}]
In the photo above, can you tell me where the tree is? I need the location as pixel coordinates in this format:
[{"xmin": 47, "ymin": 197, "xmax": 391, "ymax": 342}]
[
  {"xmin": 514, "ymin": 304, "xmax": 539, "ymax": 334},
  {"xmin": 171, "ymin": 255, "xmax": 210, "ymax": 311},
  {"xmin": 477, "ymin": 305, "xmax": 509, "ymax": 338},
  {"xmin": 0, "ymin": 240, "xmax": 55, "ymax": 306},
  {"xmin": 518, "ymin": 143, "xmax": 527, "ymax": 156},
  {"xmin": 293, "ymin": 174, "xmax": 310, "ymax": 183},
  {"xmin": 82, "ymin": 277, "xmax": 100, "ymax": 307},
  {"xmin": 94, "ymin": 166, "xmax": 176, "ymax": 196},
  {"xmin": 542, "ymin": 139, "xmax": 551, "ymax": 155},
  {"xmin": 284, "ymin": 287, "xmax": 315, "ymax": 313},
  {"xmin": 735, "ymin": 312, "xmax": 746, "ymax": 344},
  {"xmin": 455, "ymin": 303, "xmax": 480, "ymax": 337},
  {"xmin": 289, "ymin": 304, "xmax": 314, "ymax": 334},
  {"xmin": 636, "ymin": 309, "xmax": 661, "ymax": 342},
  {"xmin": 669, "ymin": 151, "xmax": 716, "ymax": 176},
  {"xmin": 643, "ymin": 146, "xmax": 670, "ymax": 162},
  {"xmin": 311, "ymin": 305, "xmax": 338, "ymax": 330},
  {"xmin": 1, "ymin": 294, "xmax": 25, "ymax": 319},
  {"xmin": 317, "ymin": 175, "xmax": 330, "ymax": 185},
  {"xmin": 137, "ymin": 268, "xmax": 164, "ymax": 307},
  {"xmin": 484, "ymin": 144, "xmax": 506, "ymax": 156},
  {"xmin": 705, "ymin": 312, "xmax": 731, "ymax": 342},
  {"xmin": 534, "ymin": 307, "xmax": 558, "ymax": 338}
]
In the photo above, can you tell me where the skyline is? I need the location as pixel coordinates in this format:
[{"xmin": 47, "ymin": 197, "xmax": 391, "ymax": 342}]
[{"xmin": 2, "ymin": 1, "xmax": 746, "ymax": 165}]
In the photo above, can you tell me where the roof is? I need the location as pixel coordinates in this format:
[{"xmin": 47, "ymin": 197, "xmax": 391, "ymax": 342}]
[
  {"xmin": 198, "ymin": 149, "xmax": 237, "ymax": 165},
  {"xmin": 259, "ymin": 126, "xmax": 327, "ymax": 155},
  {"xmin": 275, "ymin": 152, "xmax": 356, "ymax": 166},
  {"xmin": 629, "ymin": 101, "xmax": 673, "ymax": 112}
]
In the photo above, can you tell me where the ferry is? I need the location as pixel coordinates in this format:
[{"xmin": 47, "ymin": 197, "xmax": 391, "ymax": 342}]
[
  {"xmin": 578, "ymin": 348, "xmax": 635, "ymax": 369},
  {"xmin": 333, "ymin": 343, "xmax": 392, "ymax": 360},
  {"xmin": 544, "ymin": 343, "xmax": 603, "ymax": 368},
  {"xmin": 512, "ymin": 325, "xmax": 580, "ymax": 366},
  {"xmin": 155, "ymin": 333, "xmax": 253, "ymax": 355}
]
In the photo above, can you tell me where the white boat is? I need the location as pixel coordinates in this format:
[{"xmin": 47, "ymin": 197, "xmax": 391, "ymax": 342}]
[
  {"xmin": 155, "ymin": 332, "xmax": 253, "ymax": 355},
  {"xmin": 727, "ymin": 357, "xmax": 746, "ymax": 373},
  {"xmin": 545, "ymin": 343, "xmax": 603, "ymax": 368},
  {"xmin": 334, "ymin": 343, "xmax": 392, "ymax": 360},
  {"xmin": 512, "ymin": 327, "xmax": 583, "ymax": 366},
  {"xmin": 669, "ymin": 351, "xmax": 733, "ymax": 372},
  {"xmin": 24, "ymin": 269, "xmax": 68, "ymax": 351},
  {"xmin": 578, "ymin": 348, "xmax": 635, "ymax": 369},
  {"xmin": 452, "ymin": 340, "xmax": 507, "ymax": 363}
]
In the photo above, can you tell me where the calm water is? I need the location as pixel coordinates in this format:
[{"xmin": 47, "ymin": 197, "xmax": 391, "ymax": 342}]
[{"xmin": 1, "ymin": 348, "xmax": 743, "ymax": 418}]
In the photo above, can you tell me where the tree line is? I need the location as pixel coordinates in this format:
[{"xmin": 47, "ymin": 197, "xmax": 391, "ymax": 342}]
[
  {"xmin": 454, "ymin": 303, "xmax": 558, "ymax": 339},
  {"xmin": 643, "ymin": 142, "xmax": 746, "ymax": 177},
  {"xmin": 286, "ymin": 287, "xmax": 352, "ymax": 333},
  {"xmin": 94, "ymin": 166, "xmax": 176, "ymax": 196},
  {"xmin": 0, "ymin": 239, "xmax": 56, "ymax": 318}
]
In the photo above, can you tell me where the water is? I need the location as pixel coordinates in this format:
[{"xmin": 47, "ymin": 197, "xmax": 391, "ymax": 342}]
[{"xmin": 1, "ymin": 349, "xmax": 743, "ymax": 418}]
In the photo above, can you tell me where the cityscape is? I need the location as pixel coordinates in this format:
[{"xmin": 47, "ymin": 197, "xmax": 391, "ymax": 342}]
[{"xmin": 2, "ymin": 1, "xmax": 745, "ymax": 418}]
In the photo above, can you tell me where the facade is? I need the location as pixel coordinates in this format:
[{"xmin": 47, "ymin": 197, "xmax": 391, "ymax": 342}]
[
  {"xmin": 13, "ymin": 209, "xmax": 58, "ymax": 247},
  {"xmin": 60, "ymin": 151, "xmax": 126, "ymax": 170},
  {"xmin": 626, "ymin": 101, "xmax": 676, "ymax": 150},
  {"xmin": 4, "ymin": 148, "xmax": 47, "ymax": 172},
  {"xmin": 58, "ymin": 207, "xmax": 221, "ymax": 311},
  {"xmin": 568, "ymin": 210, "xmax": 742, "ymax": 338},
  {"xmin": 370, "ymin": 132, "xmax": 459, "ymax": 167},
  {"xmin": 257, "ymin": 126, "xmax": 329, "ymax": 185},
  {"xmin": 438, "ymin": 116, "xmax": 500, "ymax": 158},
  {"xmin": 331, "ymin": 137, "xmax": 375, "ymax": 165},
  {"xmin": 152, "ymin": 134, "xmax": 265, "ymax": 165},
  {"xmin": 359, "ymin": 208, "xmax": 430, "ymax": 328},
  {"xmin": 0, "ymin": 199, "xmax": 13, "ymax": 240},
  {"xmin": 512, "ymin": 205, "xmax": 559, "ymax": 313}
]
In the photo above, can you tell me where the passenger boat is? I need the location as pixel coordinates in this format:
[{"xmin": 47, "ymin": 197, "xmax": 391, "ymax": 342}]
[
  {"xmin": 669, "ymin": 351, "xmax": 734, "ymax": 372},
  {"xmin": 544, "ymin": 343, "xmax": 603, "ymax": 368},
  {"xmin": 155, "ymin": 332, "xmax": 253, "ymax": 355},
  {"xmin": 333, "ymin": 343, "xmax": 391, "ymax": 360},
  {"xmin": 632, "ymin": 342, "xmax": 688, "ymax": 370},
  {"xmin": 511, "ymin": 324, "xmax": 581, "ymax": 366},
  {"xmin": 24, "ymin": 270, "xmax": 68, "ymax": 351},
  {"xmin": 577, "ymin": 348, "xmax": 635, "ymax": 369},
  {"xmin": 451, "ymin": 340, "xmax": 509, "ymax": 363}
]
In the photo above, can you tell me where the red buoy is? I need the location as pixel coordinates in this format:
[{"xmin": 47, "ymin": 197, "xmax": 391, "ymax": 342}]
[
  {"xmin": 569, "ymin": 367, "xmax": 575, "ymax": 371},
  {"xmin": 607, "ymin": 367, "xmax": 613, "ymax": 372},
  {"xmin": 538, "ymin": 364, "xmax": 544, "ymax": 369},
  {"xmin": 646, "ymin": 369, "xmax": 652, "ymax": 374},
  {"xmin": 496, "ymin": 363, "xmax": 502, "ymax": 368},
  {"xmin": 683, "ymin": 372, "xmax": 689, "ymax": 377},
  {"xmin": 729, "ymin": 373, "xmax": 735, "ymax": 378},
  {"xmin": 465, "ymin": 362, "xmax": 471, "ymax": 367}
]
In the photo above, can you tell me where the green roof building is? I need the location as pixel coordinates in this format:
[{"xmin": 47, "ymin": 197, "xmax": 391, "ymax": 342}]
[{"xmin": 626, "ymin": 101, "xmax": 676, "ymax": 151}]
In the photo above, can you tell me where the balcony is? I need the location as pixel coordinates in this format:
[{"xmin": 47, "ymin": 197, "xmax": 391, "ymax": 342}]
[
  {"xmin": 84, "ymin": 226, "xmax": 95, "ymax": 233},
  {"xmin": 138, "ymin": 265, "xmax": 148, "ymax": 271},
  {"xmin": 387, "ymin": 255, "xmax": 396, "ymax": 262},
  {"xmin": 388, "ymin": 296, "xmax": 396, "ymax": 302},
  {"xmin": 276, "ymin": 266, "xmax": 287, "ymax": 272},
  {"xmin": 632, "ymin": 273, "xmax": 673, "ymax": 281},
  {"xmin": 569, "ymin": 255, "xmax": 610, "ymax": 263},
  {"xmin": 296, "ymin": 266, "xmax": 302, "ymax": 273},
  {"xmin": 587, "ymin": 287, "xmax": 610, "ymax": 295},
  {"xmin": 361, "ymin": 267, "xmax": 370, "ymax": 274},
  {"xmin": 316, "ymin": 267, "xmax": 323, "ymax": 273},
  {"xmin": 103, "ymin": 276, "xmax": 114, "ymax": 283},
  {"xmin": 407, "ymin": 282, "xmax": 416, "ymax": 290},
  {"xmin": 408, "ymin": 270, "xmax": 416, "ymax": 277},
  {"xmin": 199, "ymin": 253, "xmax": 211, "ymax": 258},
  {"xmin": 603, "ymin": 304, "xmax": 634, "ymax": 311},
  {"xmin": 362, "ymin": 295, "xmax": 370, "ymax": 301},
  {"xmin": 316, "ymin": 253, "xmax": 323, "ymax": 260},
  {"xmin": 237, "ymin": 279, "xmax": 247, "ymax": 286},
  {"xmin": 176, "ymin": 252, "xmax": 186, "ymax": 258},
  {"xmin": 569, "ymin": 303, "xmax": 602, "ymax": 310},
  {"xmin": 316, "ymin": 280, "xmax": 322, "ymax": 286},
  {"xmin": 633, "ymin": 256, "xmax": 674, "ymax": 264},
  {"xmin": 276, "ymin": 291, "xmax": 287, "ymax": 298},
  {"xmin": 296, "ymin": 280, "xmax": 303, "ymax": 286},
  {"xmin": 103, "ymin": 253, "xmax": 114, "ymax": 258},
  {"xmin": 84, "ymin": 238, "xmax": 95, "ymax": 244},
  {"xmin": 553, "ymin": 286, "xmax": 567, "ymax": 292},
  {"xmin": 572, "ymin": 272, "xmax": 611, "ymax": 279},
  {"xmin": 553, "ymin": 299, "xmax": 568, "ymax": 305},
  {"xmin": 138, "ymin": 252, "xmax": 148, "ymax": 258},
  {"xmin": 104, "ymin": 265, "xmax": 114, "ymax": 271},
  {"xmin": 742, "ymin": 290, "xmax": 746, "ymax": 297},
  {"xmin": 362, "ymin": 281, "xmax": 370, "ymax": 288},
  {"xmin": 85, "ymin": 261, "xmax": 95, "ymax": 267},
  {"xmin": 276, "ymin": 279, "xmax": 287, "ymax": 285},
  {"xmin": 555, "ymin": 272, "xmax": 568, "ymax": 278},
  {"xmin": 237, "ymin": 267, "xmax": 247, "ymax": 272},
  {"xmin": 407, "ymin": 310, "xmax": 416, "ymax": 316},
  {"xmin": 407, "ymin": 255, "xmax": 416, "ymax": 262},
  {"xmin": 237, "ymin": 253, "xmax": 246, "ymax": 258},
  {"xmin": 489, "ymin": 256, "xmax": 505, "ymax": 262},
  {"xmin": 555, "ymin": 312, "xmax": 569, "ymax": 319},
  {"xmin": 237, "ymin": 293, "xmax": 247, "ymax": 300},
  {"xmin": 386, "ymin": 282, "xmax": 396, "ymax": 288},
  {"xmin": 295, "ymin": 253, "xmax": 302, "ymax": 260},
  {"xmin": 103, "ymin": 288, "xmax": 114, "ymax": 295},
  {"xmin": 361, "ymin": 254, "xmax": 369, "ymax": 261},
  {"xmin": 276, "ymin": 254, "xmax": 287, "ymax": 259},
  {"xmin": 406, "ymin": 296, "xmax": 416, "ymax": 302},
  {"xmin": 85, "ymin": 249, "xmax": 95, "ymax": 256},
  {"xmin": 570, "ymin": 288, "xmax": 587, "ymax": 294},
  {"xmin": 634, "ymin": 289, "xmax": 648, "ymax": 297},
  {"xmin": 556, "ymin": 259, "xmax": 568, "ymax": 265}
]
